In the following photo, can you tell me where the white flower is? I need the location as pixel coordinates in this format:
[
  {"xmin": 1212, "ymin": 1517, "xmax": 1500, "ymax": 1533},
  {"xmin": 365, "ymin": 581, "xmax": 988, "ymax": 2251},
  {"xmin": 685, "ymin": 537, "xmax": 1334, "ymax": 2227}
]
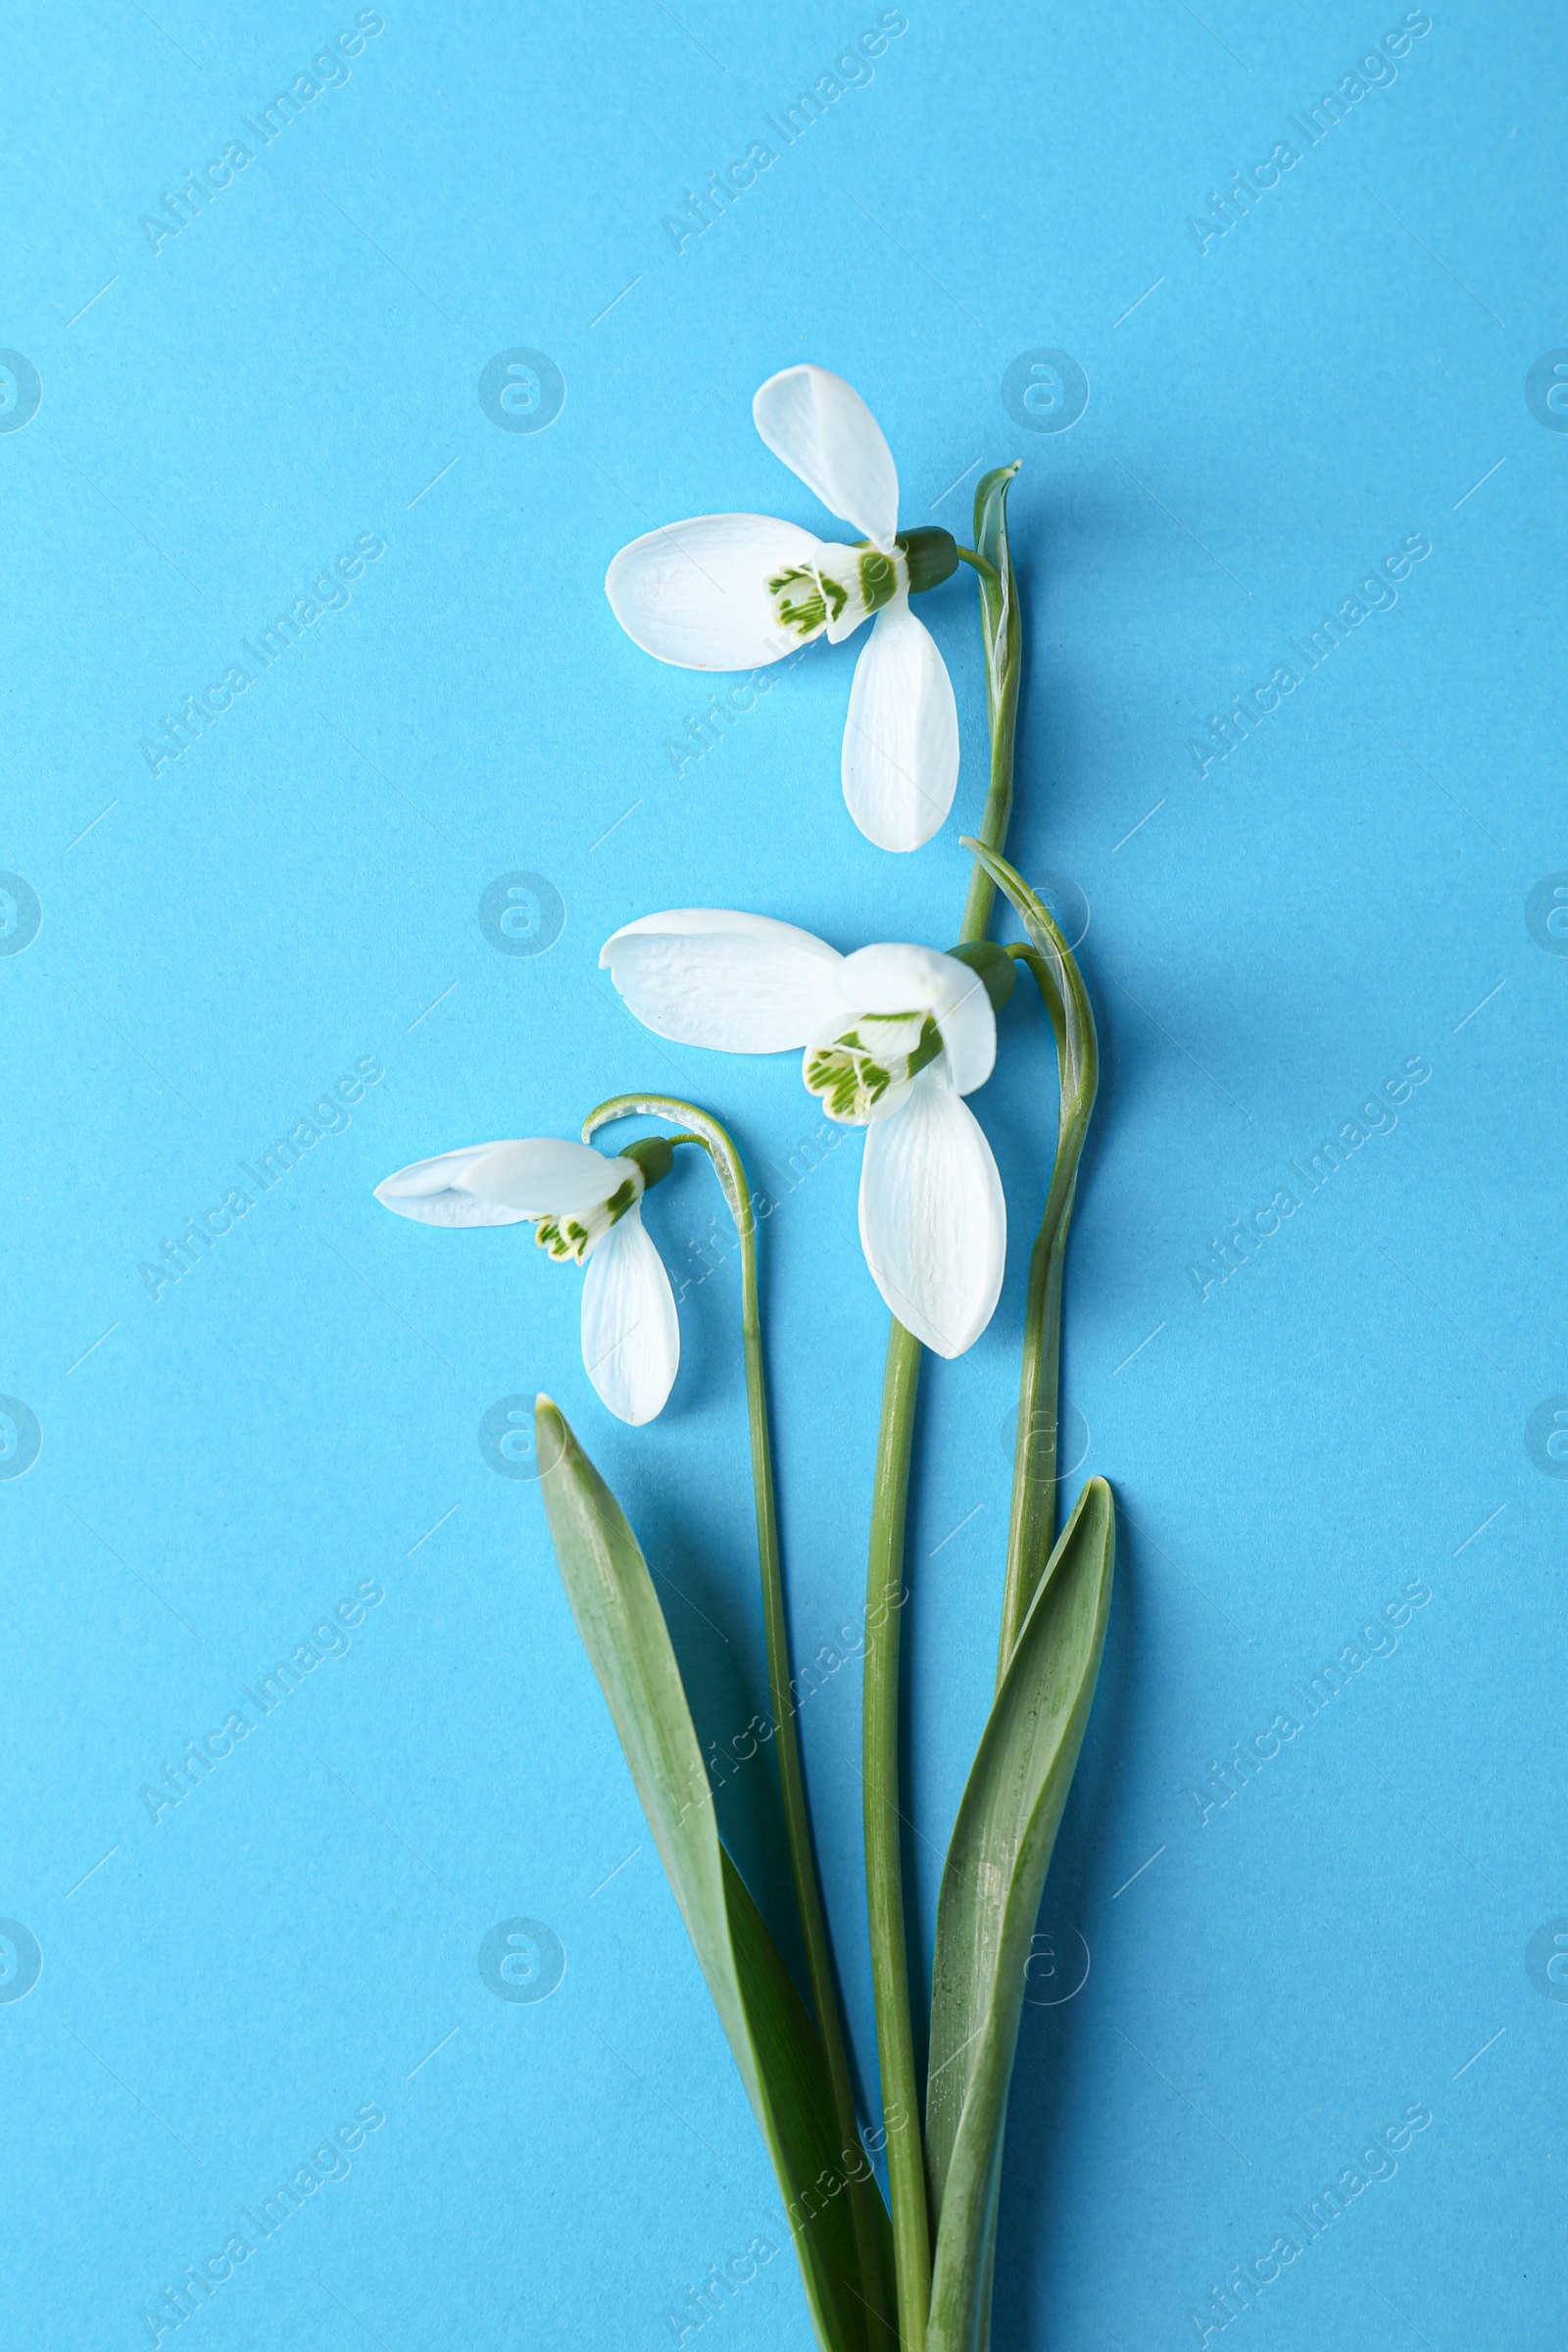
[
  {"xmin": 605, "ymin": 365, "xmax": 960, "ymax": 855},
  {"xmin": 601, "ymin": 911, "xmax": 1005, "ymax": 1357},
  {"xmin": 373, "ymin": 1137, "xmax": 679, "ymax": 1427}
]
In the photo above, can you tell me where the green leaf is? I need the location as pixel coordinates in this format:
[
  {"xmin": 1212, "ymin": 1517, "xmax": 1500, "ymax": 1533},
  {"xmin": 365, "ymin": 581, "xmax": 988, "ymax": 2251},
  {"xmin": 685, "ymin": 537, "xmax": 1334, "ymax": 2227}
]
[
  {"xmin": 924, "ymin": 1476, "xmax": 1115, "ymax": 2352},
  {"xmin": 535, "ymin": 1397, "xmax": 894, "ymax": 2352},
  {"xmin": 956, "ymin": 464, "xmax": 1022, "ymax": 948},
  {"xmin": 970, "ymin": 464, "xmax": 1021, "ymax": 736},
  {"xmin": 959, "ymin": 836, "xmax": 1102, "ymax": 1665}
]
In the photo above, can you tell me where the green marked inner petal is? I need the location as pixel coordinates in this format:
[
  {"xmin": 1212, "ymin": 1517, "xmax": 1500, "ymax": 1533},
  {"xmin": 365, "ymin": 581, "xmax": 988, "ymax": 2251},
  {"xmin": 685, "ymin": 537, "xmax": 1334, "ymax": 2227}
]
[
  {"xmin": 803, "ymin": 1012, "xmax": 944, "ymax": 1125},
  {"xmin": 814, "ymin": 570, "xmax": 849, "ymax": 623},
  {"xmin": 532, "ymin": 1172, "xmax": 642, "ymax": 1263},
  {"xmin": 767, "ymin": 564, "xmax": 828, "ymax": 643},
  {"xmin": 858, "ymin": 547, "xmax": 899, "ymax": 614}
]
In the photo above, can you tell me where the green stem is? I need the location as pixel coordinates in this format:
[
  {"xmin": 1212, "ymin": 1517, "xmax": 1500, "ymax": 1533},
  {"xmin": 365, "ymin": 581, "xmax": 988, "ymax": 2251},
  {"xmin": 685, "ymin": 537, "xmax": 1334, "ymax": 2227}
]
[
  {"xmin": 731, "ymin": 1145, "xmax": 889, "ymax": 2343},
  {"xmin": 957, "ymin": 465, "xmax": 1022, "ymax": 948},
  {"xmin": 953, "ymin": 545, "xmax": 1000, "ymax": 589},
  {"xmin": 861, "ymin": 466, "xmax": 1025, "ymax": 2352},
  {"xmin": 582, "ymin": 1092, "xmax": 887, "ymax": 2340},
  {"xmin": 863, "ymin": 1315, "xmax": 928, "ymax": 2349}
]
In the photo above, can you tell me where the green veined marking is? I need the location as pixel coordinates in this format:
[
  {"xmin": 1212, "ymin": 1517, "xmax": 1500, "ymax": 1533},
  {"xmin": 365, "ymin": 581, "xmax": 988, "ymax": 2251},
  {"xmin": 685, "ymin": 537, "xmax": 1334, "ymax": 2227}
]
[
  {"xmin": 769, "ymin": 567, "xmax": 823, "ymax": 637},
  {"xmin": 534, "ymin": 1175, "xmax": 639, "ymax": 1263},
  {"xmin": 804, "ymin": 1012, "xmax": 943, "ymax": 1124},
  {"xmin": 768, "ymin": 563, "xmax": 852, "ymax": 642},
  {"xmin": 858, "ymin": 547, "xmax": 899, "ymax": 614},
  {"xmin": 769, "ymin": 565, "xmax": 827, "ymax": 640}
]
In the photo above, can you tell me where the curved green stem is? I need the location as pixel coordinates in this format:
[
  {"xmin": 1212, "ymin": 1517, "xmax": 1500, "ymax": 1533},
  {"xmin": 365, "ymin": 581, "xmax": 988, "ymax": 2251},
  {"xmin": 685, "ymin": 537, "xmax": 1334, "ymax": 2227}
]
[
  {"xmin": 583, "ymin": 1091, "xmax": 887, "ymax": 2341},
  {"xmin": 864, "ymin": 1315, "xmax": 927, "ymax": 2350},
  {"xmin": 960, "ymin": 858, "xmax": 1100, "ymax": 1679},
  {"xmin": 954, "ymin": 545, "xmax": 1000, "ymax": 589}
]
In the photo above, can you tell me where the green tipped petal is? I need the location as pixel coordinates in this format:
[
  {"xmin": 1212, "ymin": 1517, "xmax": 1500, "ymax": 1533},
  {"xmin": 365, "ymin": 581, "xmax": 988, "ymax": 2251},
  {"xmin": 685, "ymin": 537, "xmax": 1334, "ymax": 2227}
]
[{"xmin": 804, "ymin": 1011, "xmax": 942, "ymax": 1124}]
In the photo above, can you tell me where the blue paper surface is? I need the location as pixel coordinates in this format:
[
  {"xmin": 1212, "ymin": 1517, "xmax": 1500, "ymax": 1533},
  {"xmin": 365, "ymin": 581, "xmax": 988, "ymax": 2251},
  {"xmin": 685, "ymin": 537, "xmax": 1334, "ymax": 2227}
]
[{"xmin": 3, "ymin": 4, "xmax": 1564, "ymax": 2344}]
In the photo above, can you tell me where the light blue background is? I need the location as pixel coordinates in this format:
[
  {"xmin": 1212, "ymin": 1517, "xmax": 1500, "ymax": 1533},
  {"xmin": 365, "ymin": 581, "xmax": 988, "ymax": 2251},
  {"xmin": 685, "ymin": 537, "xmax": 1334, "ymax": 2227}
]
[{"xmin": 2, "ymin": 3, "xmax": 1564, "ymax": 2344}]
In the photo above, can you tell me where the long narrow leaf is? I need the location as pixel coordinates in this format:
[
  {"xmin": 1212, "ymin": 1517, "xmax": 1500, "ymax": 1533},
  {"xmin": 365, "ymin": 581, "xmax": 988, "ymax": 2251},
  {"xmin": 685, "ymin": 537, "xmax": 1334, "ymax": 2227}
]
[
  {"xmin": 959, "ymin": 838, "xmax": 1102, "ymax": 1668},
  {"xmin": 924, "ymin": 1476, "xmax": 1115, "ymax": 2352},
  {"xmin": 535, "ymin": 1397, "xmax": 892, "ymax": 2352}
]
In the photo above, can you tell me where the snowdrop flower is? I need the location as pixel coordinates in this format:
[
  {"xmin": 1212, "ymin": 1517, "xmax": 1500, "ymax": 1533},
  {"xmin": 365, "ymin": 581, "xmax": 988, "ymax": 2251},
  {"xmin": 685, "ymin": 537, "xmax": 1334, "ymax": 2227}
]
[
  {"xmin": 602, "ymin": 910, "xmax": 1006, "ymax": 1357},
  {"xmin": 606, "ymin": 365, "xmax": 961, "ymax": 854},
  {"xmin": 374, "ymin": 1136, "xmax": 679, "ymax": 1427}
]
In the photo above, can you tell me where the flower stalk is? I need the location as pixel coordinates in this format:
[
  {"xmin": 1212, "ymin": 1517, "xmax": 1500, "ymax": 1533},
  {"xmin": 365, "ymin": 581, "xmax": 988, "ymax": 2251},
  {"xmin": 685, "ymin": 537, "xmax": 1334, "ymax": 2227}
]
[
  {"xmin": 862, "ymin": 1311, "xmax": 928, "ymax": 2348},
  {"xmin": 861, "ymin": 462, "xmax": 1024, "ymax": 2352},
  {"xmin": 582, "ymin": 1093, "xmax": 888, "ymax": 2339}
]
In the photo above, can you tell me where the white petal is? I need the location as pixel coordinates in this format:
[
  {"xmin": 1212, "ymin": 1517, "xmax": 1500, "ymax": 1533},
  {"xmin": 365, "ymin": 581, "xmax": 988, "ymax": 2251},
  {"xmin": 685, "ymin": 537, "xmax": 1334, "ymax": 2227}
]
[
  {"xmin": 580, "ymin": 1206, "xmax": 679, "ymax": 1425},
  {"xmin": 606, "ymin": 514, "xmax": 831, "ymax": 670},
  {"xmin": 753, "ymin": 366, "xmax": 900, "ymax": 550},
  {"xmin": 841, "ymin": 599, "xmax": 959, "ymax": 853},
  {"xmin": 836, "ymin": 942, "xmax": 961, "ymax": 1012},
  {"xmin": 931, "ymin": 972, "xmax": 997, "ymax": 1096},
  {"xmin": 835, "ymin": 944, "xmax": 995, "ymax": 1096},
  {"xmin": 858, "ymin": 1066, "xmax": 1005, "ymax": 1358},
  {"xmin": 832, "ymin": 941, "xmax": 992, "ymax": 1096},
  {"xmin": 602, "ymin": 909, "xmax": 845, "ymax": 1053},
  {"xmin": 461, "ymin": 1139, "xmax": 633, "ymax": 1216},
  {"xmin": 375, "ymin": 1146, "xmax": 535, "ymax": 1228}
]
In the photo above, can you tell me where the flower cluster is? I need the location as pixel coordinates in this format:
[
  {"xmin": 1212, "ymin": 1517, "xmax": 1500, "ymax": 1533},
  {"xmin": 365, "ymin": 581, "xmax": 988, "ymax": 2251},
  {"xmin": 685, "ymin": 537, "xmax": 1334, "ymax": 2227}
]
[
  {"xmin": 373, "ymin": 363, "xmax": 1116, "ymax": 2352},
  {"xmin": 379, "ymin": 367, "xmax": 1008, "ymax": 1422},
  {"xmin": 378, "ymin": 913, "xmax": 1007, "ymax": 1423}
]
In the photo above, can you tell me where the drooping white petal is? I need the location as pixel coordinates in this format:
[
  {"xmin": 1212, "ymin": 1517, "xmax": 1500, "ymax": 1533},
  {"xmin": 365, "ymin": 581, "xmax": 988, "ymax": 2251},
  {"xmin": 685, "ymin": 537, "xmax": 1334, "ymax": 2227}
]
[
  {"xmin": 930, "ymin": 971, "xmax": 997, "ymax": 1096},
  {"xmin": 374, "ymin": 1146, "xmax": 535, "ymax": 1228},
  {"xmin": 834, "ymin": 943, "xmax": 996, "ymax": 1095},
  {"xmin": 841, "ymin": 598, "xmax": 959, "ymax": 853},
  {"xmin": 753, "ymin": 366, "xmax": 900, "ymax": 551},
  {"xmin": 602, "ymin": 909, "xmax": 845, "ymax": 1052},
  {"xmin": 858, "ymin": 1066, "xmax": 1005, "ymax": 1358},
  {"xmin": 835, "ymin": 942, "xmax": 961, "ymax": 1012},
  {"xmin": 580, "ymin": 1205, "xmax": 679, "ymax": 1425},
  {"xmin": 606, "ymin": 514, "xmax": 832, "ymax": 670},
  {"xmin": 458, "ymin": 1138, "xmax": 632, "ymax": 1217}
]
